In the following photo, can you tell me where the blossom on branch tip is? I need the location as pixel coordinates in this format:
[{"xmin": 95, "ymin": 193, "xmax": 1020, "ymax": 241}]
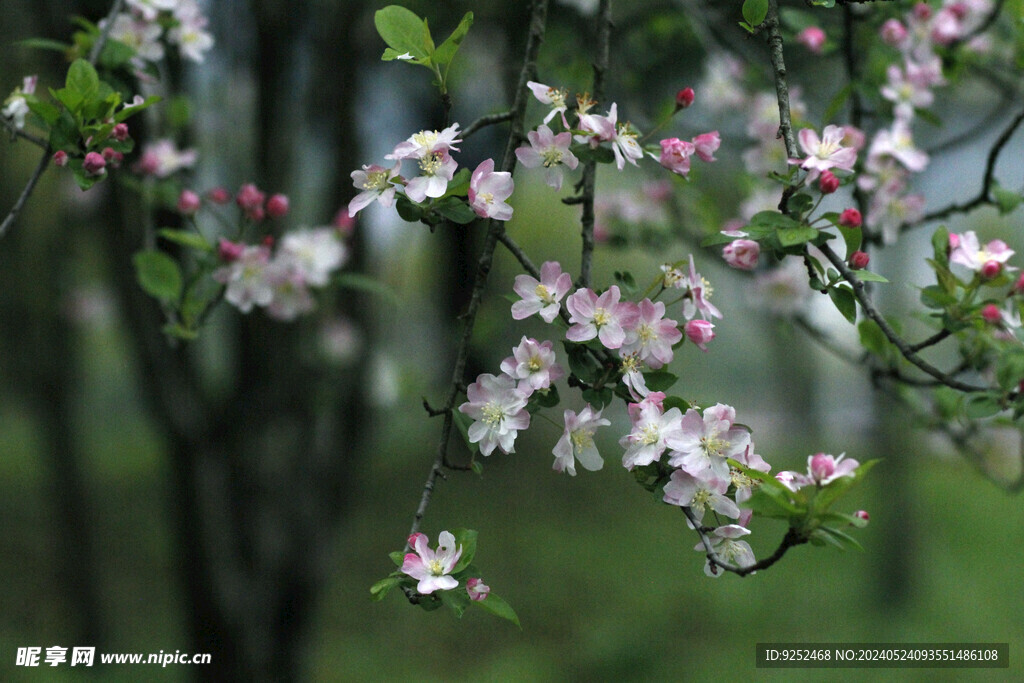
[
  {"xmin": 697, "ymin": 524, "xmax": 755, "ymax": 578},
  {"xmin": 949, "ymin": 231, "xmax": 1015, "ymax": 275},
  {"xmin": 515, "ymin": 125, "xmax": 579, "ymax": 190},
  {"xmin": 401, "ymin": 531, "xmax": 462, "ymax": 595},
  {"xmin": 2, "ymin": 75, "xmax": 37, "ymax": 130},
  {"xmin": 405, "ymin": 151, "xmax": 458, "ymax": 203},
  {"xmin": 469, "ymin": 159, "xmax": 514, "ymax": 221},
  {"xmin": 659, "ymin": 138, "xmax": 696, "ymax": 177},
  {"xmin": 681, "ymin": 255, "xmax": 722, "ymax": 321},
  {"xmin": 663, "ymin": 469, "xmax": 740, "ymax": 525},
  {"xmin": 387, "ymin": 123, "xmax": 462, "ymax": 161},
  {"xmin": 675, "ymin": 87, "xmax": 695, "ymax": 110},
  {"xmin": 511, "ymin": 261, "xmax": 573, "ymax": 323},
  {"xmin": 348, "ymin": 163, "xmax": 401, "ymax": 216},
  {"xmin": 552, "ymin": 405, "xmax": 611, "ymax": 476},
  {"xmin": 722, "ymin": 239, "xmax": 759, "ymax": 271},
  {"xmin": 684, "ymin": 319, "xmax": 715, "ymax": 351},
  {"xmin": 692, "ymin": 131, "xmax": 720, "ymax": 162},
  {"xmin": 458, "ymin": 374, "xmax": 530, "ymax": 456}
]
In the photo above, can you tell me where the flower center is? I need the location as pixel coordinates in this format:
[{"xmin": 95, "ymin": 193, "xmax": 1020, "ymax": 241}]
[
  {"xmin": 534, "ymin": 283, "xmax": 552, "ymax": 303},
  {"xmin": 570, "ymin": 429, "xmax": 593, "ymax": 454},
  {"xmin": 593, "ymin": 307, "xmax": 611, "ymax": 328},
  {"xmin": 637, "ymin": 323, "xmax": 655, "ymax": 344},
  {"xmin": 547, "ymin": 87, "xmax": 568, "ymax": 109},
  {"xmin": 700, "ymin": 434, "xmax": 727, "ymax": 458},
  {"xmin": 479, "ymin": 192, "xmax": 494, "ymax": 205},
  {"xmin": 731, "ymin": 469, "xmax": 752, "ymax": 491},
  {"xmin": 363, "ymin": 169, "xmax": 389, "ymax": 191},
  {"xmin": 427, "ymin": 559, "xmax": 445, "ymax": 576},
  {"xmin": 815, "ymin": 139, "xmax": 839, "ymax": 160},
  {"xmin": 541, "ymin": 147, "xmax": 564, "ymax": 167},
  {"xmin": 419, "ymin": 152, "xmax": 443, "ymax": 176},
  {"xmin": 639, "ymin": 424, "xmax": 660, "ymax": 446},
  {"xmin": 692, "ymin": 488, "xmax": 712, "ymax": 510},
  {"xmin": 482, "ymin": 402, "xmax": 505, "ymax": 426},
  {"xmin": 413, "ymin": 130, "xmax": 439, "ymax": 148},
  {"xmin": 527, "ymin": 356, "xmax": 543, "ymax": 372}
]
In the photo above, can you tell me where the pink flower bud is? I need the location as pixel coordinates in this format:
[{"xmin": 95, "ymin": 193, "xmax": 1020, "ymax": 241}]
[
  {"xmin": 1014, "ymin": 273, "xmax": 1024, "ymax": 294},
  {"xmin": 684, "ymin": 319, "xmax": 715, "ymax": 351},
  {"xmin": 913, "ymin": 2, "xmax": 932, "ymax": 21},
  {"xmin": 102, "ymin": 147, "xmax": 123, "ymax": 168},
  {"xmin": 723, "ymin": 239, "xmax": 760, "ymax": 270},
  {"xmin": 839, "ymin": 208, "xmax": 862, "ymax": 228},
  {"xmin": 981, "ymin": 260, "xmax": 1002, "ymax": 279},
  {"xmin": 810, "ymin": 453, "xmax": 836, "ymax": 483},
  {"xmin": 819, "ymin": 170, "xmax": 839, "ymax": 195},
  {"xmin": 217, "ymin": 238, "xmax": 245, "ymax": 262},
  {"xmin": 177, "ymin": 189, "xmax": 201, "ymax": 215},
  {"xmin": 208, "ymin": 187, "xmax": 231, "ymax": 204},
  {"xmin": 83, "ymin": 151, "xmax": 106, "ymax": 176},
  {"xmin": 466, "ymin": 577, "xmax": 490, "ymax": 602},
  {"xmin": 797, "ymin": 26, "xmax": 826, "ymax": 55},
  {"xmin": 854, "ymin": 510, "xmax": 870, "ymax": 523},
  {"xmin": 333, "ymin": 207, "xmax": 355, "ymax": 236},
  {"xmin": 112, "ymin": 123, "xmax": 130, "ymax": 142},
  {"xmin": 880, "ymin": 19, "xmax": 908, "ymax": 46},
  {"xmin": 659, "ymin": 137, "xmax": 695, "ymax": 177},
  {"xmin": 981, "ymin": 303, "xmax": 1002, "ymax": 324},
  {"xmin": 675, "ymin": 87, "xmax": 695, "ymax": 109},
  {"xmin": 692, "ymin": 131, "xmax": 720, "ymax": 162},
  {"xmin": 407, "ymin": 532, "xmax": 426, "ymax": 548},
  {"xmin": 849, "ymin": 250, "xmax": 870, "ymax": 270},
  {"xmin": 948, "ymin": 233, "xmax": 961, "ymax": 250},
  {"xmin": 236, "ymin": 183, "xmax": 266, "ymax": 221},
  {"xmin": 52, "ymin": 150, "xmax": 68, "ymax": 167},
  {"xmin": 265, "ymin": 193, "xmax": 290, "ymax": 219}
]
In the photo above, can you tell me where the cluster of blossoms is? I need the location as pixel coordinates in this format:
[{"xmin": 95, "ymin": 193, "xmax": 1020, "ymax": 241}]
[
  {"xmin": 776, "ymin": 452, "xmax": 859, "ymax": 492},
  {"xmin": 171, "ymin": 182, "xmax": 347, "ymax": 321},
  {"xmin": 949, "ymin": 230, "xmax": 1024, "ymax": 335},
  {"xmin": 101, "ymin": 0, "xmax": 214, "ymax": 67},
  {"xmin": 348, "ymin": 122, "xmax": 514, "ymax": 222}
]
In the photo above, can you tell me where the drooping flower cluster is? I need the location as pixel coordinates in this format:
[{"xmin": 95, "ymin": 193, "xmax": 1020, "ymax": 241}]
[{"xmin": 101, "ymin": 0, "xmax": 214, "ymax": 67}]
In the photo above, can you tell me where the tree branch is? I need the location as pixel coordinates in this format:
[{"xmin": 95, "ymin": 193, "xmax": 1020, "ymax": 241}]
[
  {"xmin": 404, "ymin": 0, "xmax": 550, "ymax": 550},
  {"xmin": 683, "ymin": 507, "xmax": 807, "ymax": 577}
]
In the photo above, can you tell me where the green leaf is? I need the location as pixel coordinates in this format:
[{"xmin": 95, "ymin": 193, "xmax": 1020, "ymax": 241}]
[
  {"xmin": 26, "ymin": 99, "xmax": 60, "ymax": 126},
  {"xmin": 745, "ymin": 486, "xmax": 804, "ymax": 519},
  {"xmin": 570, "ymin": 143, "xmax": 616, "ymax": 164},
  {"xmin": 529, "ymin": 386, "xmax": 561, "ymax": 410},
  {"xmin": 98, "ymin": 39, "xmax": 137, "ymax": 70},
  {"xmin": 642, "ymin": 370, "xmax": 678, "ymax": 392},
  {"xmin": 440, "ymin": 584, "xmax": 471, "ymax": 617},
  {"xmin": 335, "ymin": 273, "xmax": 400, "ymax": 305},
  {"xmin": 822, "ymin": 83, "xmax": 853, "ymax": 125},
  {"xmin": 133, "ymin": 250, "xmax": 182, "ymax": 303},
  {"xmin": 828, "ymin": 285, "xmax": 857, "ymax": 323},
  {"xmin": 433, "ymin": 197, "xmax": 478, "ymax": 225},
  {"xmin": 857, "ymin": 319, "xmax": 889, "ymax": 359},
  {"xmin": 837, "ymin": 225, "xmax": 862, "ymax": 255},
  {"xmin": 996, "ymin": 348, "xmax": 1024, "ymax": 391},
  {"xmin": 370, "ymin": 576, "xmax": 404, "ymax": 601},
  {"xmin": 473, "ymin": 593, "xmax": 521, "ymax": 628},
  {"xmin": 992, "ymin": 182, "xmax": 1022, "ymax": 215},
  {"xmin": 965, "ymin": 393, "xmax": 1003, "ymax": 419},
  {"xmin": 788, "ymin": 193, "xmax": 814, "ymax": 215},
  {"xmin": 375, "ymin": 5, "xmax": 433, "ymax": 63},
  {"xmin": 441, "ymin": 167, "xmax": 472, "ymax": 199},
  {"xmin": 389, "ymin": 550, "xmax": 405, "ymax": 567},
  {"xmin": 931, "ymin": 226, "xmax": 950, "ymax": 266},
  {"xmin": 742, "ymin": 0, "xmax": 769, "ymax": 27},
  {"xmin": 581, "ymin": 386, "xmax": 614, "ymax": 409},
  {"xmin": 777, "ymin": 225, "xmax": 819, "ymax": 248},
  {"xmin": 450, "ymin": 528, "xmax": 478, "ymax": 574},
  {"xmin": 814, "ymin": 459, "xmax": 879, "ymax": 512},
  {"xmin": 564, "ymin": 342, "xmax": 603, "ymax": 385},
  {"xmin": 162, "ymin": 323, "xmax": 198, "ymax": 341},
  {"xmin": 65, "ymin": 58, "xmax": 100, "ymax": 103},
  {"xmin": 813, "ymin": 526, "xmax": 863, "ymax": 552},
  {"xmin": 396, "ymin": 194, "xmax": 425, "ymax": 223},
  {"xmin": 852, "ymin": 269, "xmax": 888, "ymax": 284},
  {"xmin": 15, "ymin": 38, "xmax": 71, "ymax": 53},
  {"xmin": 662, "ymin": 396, "xmax": 691, "ymax": 412},
  {"xmin": 158, "ymin": 228, "xmax": 213, "ymax": 252},
  {"xmin": 433, "ymin": 12, "xmax": 473, "ymax": 67},
  {"xmin": 112, "ymin": 95, "xmax": 161, "ymax": 123}
]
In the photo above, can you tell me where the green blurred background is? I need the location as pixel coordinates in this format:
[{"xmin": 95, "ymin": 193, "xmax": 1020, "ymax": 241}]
[{"xmin": 2, "ymin": 0, "xmax": 1023, "ymax": 680}]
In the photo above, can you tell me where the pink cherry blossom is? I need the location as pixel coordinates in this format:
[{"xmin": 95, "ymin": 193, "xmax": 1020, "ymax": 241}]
[
  {"xmin": 275, "ymin": 227, "xmax": 348, "ymax": 287},
  {"xmin": 619, "ymin": 397, "xmax": 684, "ymax": 470},
  {"xmin": 565, "ymin": 285, "xmax": 640, "ymax": 349},
  {"xmin": 666, "ymin": 403, "xmax": 751, "ymax": 479},
  {"xmin": 696, "ymin": 523, "xmax": 755, "ymax": 577},
  {"xmin": 458, "ymin": 373, "xmax": 530, "ymax": 456},
  {"xmin": 576, "ymin": 102, "xmax": 617, "ymax": 146},
  {"xmin": 552, "ymin": 404, "xmax": 611, "ymax": 475},
  {"xmin": 722, "ymin": 239, "xmax": 760, "ymax": 271},
  {"xmin": 134, "ymin": 139, "xmax": 198, "ymax": 177},
  {"xmin": 793, "ymin": 125, "xmax": 857, "ymax": 181},
  {"xmin": 612, "ymin": 121, "xmax": 644, "ymax": 171},
  {"xmin": 692, "ymin": 131, "xmax": 721, "ymax": 162},
  {"xmin": 659, "ymin": 138, "xmax": 696, "ymax": 177},
  {"xmin": 797, "ymin": 26, "xmax": 826, "ymax": 54},
  {"xmin": 348, "ymin": 162, "xmax": 402, "ymax": 215},
  {"xmin": 511, "ymin": 261, "xmax": 573, "ymax": 323},
  {"xmin": 466, "ymin": 577, "xmax": 490, "ymax": 601},
  {"xmin": 663, "ymin": 469, "xmax": 740, "ymax": 525},
  {"xmin": 681, "ymin": 255, "xmax": 722, "ymax": 321},
  {"xmin": 620, "ymin": 299, "xmax": 682, "ymax": 369},
  {"xmin": 387, "ymin": 123, "xmax": 462, "ymax": 161},
  {"xmin": 404, "ymin": 150, "xmax": 458, "ymax": 203},
  {"xmin": 499, "ymin": 337, "xmax": 564, "ymax": 395},
  {"xmin": 515, "ymin": 124, "xmax": 579, "ymax": 190},
  {"xmin": 401, "ymin": 531, "xmax": 462, "ymax": 594},
  {"xmin": 469, "ymin": 158, "xmax": 514, "ymax": 221},
  {"xmin": 526, "ymin": 81, "xmax": 570, "ymax": 127},
  {"xmin": 949, "ymin": 231, "xmax": 1015, "ymax": 274},
  {"xmin": 213, "ymin": 244, "xmax": 274, "ymax": 313},
  {"xmin": 684, "ymin": 319, "xmax": 715, "ymax": 351},
  {"xmin": 867, "ymin": 119, "xmax": 929, "ymax": 173}
]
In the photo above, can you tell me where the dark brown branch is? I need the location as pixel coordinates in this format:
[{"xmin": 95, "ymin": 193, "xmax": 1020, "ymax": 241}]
[
  {"xmin": 462, "ymin": 110, "xmax": 514, "ymax": 139},
  {"xmin": 817, "ymin": 243, "xmax": 988, "ymax": 393},
  {"xmin": 683, "ymin": 507, "xmax": 807, "ymax": 577}
]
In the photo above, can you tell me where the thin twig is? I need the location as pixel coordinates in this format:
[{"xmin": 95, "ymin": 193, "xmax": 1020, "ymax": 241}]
[
  {"xmin": 462, "ymin": 111, "xmax": 514, "ymax": 139},
  {"xmin": 405, "ymin": 0, "xmax": 550, "ymax": 549},
  {"xmin": 575, "ymin": 0, "xmax": 612, "ymax": 289},
  {"xmin": 817, "ymin": 243, "xmax": 988, "ymax": 393},
  {"xmin": 682, "ymin": 507, "xmax": 807, "ymax": 577}
]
